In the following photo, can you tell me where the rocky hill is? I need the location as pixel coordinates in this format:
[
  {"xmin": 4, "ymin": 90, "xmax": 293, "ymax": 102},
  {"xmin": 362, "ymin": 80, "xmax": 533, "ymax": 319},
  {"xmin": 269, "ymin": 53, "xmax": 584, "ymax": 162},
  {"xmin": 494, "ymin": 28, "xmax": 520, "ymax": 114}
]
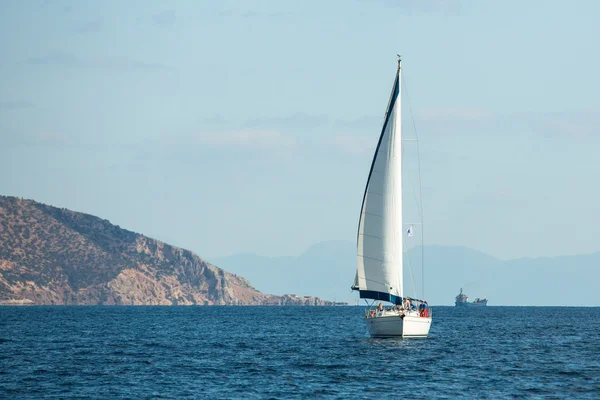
[{"xmin": 0, "ymin": 196, "xmax": 332, "ymax": 306}]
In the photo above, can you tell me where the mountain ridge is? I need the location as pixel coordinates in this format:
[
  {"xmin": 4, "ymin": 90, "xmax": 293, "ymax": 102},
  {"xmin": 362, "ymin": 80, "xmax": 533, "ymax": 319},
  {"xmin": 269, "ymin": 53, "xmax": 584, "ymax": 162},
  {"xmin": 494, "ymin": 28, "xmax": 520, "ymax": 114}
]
[{"xmin": 211, "ymin": 241, "xmax": 600, "ymax": 306}]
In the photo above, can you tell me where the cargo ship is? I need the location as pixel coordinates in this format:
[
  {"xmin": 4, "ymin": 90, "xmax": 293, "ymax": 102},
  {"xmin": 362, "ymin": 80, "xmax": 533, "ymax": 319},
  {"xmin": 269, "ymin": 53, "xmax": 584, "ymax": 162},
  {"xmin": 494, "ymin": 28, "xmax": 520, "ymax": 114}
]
[{"xmin": 455, "ymin": 288, "xmax": 487, "ymax": 307}]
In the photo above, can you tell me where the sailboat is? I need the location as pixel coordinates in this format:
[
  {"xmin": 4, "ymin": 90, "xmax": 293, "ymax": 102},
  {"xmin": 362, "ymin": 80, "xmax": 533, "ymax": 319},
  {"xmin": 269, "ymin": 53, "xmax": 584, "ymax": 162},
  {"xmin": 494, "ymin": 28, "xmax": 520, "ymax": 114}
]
[{"xmin": 351, "ymin": 57, "xmax": 432, "ymax": 338}]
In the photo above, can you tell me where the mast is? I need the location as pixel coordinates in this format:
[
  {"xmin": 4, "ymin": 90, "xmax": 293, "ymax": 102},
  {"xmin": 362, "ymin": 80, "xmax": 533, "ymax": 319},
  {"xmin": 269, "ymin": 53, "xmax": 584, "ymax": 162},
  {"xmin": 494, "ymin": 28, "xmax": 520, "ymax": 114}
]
[
  {"xmin": 393, "ymin": 55, "xmax": 403, "ymax": 296},
  {"xmin": 354, "ymin": 57, "xmax": 404, "ymax": 304}
]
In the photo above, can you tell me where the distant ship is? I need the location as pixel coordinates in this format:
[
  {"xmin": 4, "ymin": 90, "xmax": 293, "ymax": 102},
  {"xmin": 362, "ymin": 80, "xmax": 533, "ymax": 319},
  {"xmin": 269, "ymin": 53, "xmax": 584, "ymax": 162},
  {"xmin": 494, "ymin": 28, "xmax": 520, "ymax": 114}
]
[{"xmin": 455, "ymin": 288, "xmax": 487, "ymax": 307}]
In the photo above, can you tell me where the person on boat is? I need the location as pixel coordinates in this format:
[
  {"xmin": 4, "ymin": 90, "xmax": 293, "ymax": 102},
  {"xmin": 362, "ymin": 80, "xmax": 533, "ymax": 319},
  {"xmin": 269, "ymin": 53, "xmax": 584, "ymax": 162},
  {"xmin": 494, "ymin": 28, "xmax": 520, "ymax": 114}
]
[
  {"xmin": 377, "ymin": 302, "xmax": 383, "ymax": 312},
  {"xmin": 418, "ymin": 301, "xmax": 425, "ymax": 317},
  {"xmin": 402, "ymin": 297, "xmax": 410, "ymax": 310}
]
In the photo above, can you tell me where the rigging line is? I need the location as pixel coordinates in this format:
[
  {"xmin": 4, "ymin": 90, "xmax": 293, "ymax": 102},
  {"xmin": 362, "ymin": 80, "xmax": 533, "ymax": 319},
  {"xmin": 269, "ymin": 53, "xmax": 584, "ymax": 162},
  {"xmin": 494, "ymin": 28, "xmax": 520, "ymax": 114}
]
[
  {"xmin": 413, "ymin": 191, "xmax": 421, "ymax": 217},
  {"xmin": 363, "ymin": 212, "xmax": 384, "ymax": 218},
  {"xmin": 358, "ymin": 233, "xmax": 383, "ymax": 240},
  {"xmin": 361, "ymin": 276, "xmax": 392, "ymax": 286},
  {"xmin": 403, "ymin": 234, "xmax": 418, "ymax": 300},
  {"xmin": 357, "ymin": 275, "xmax": 403, "ymax": 294},
  {"xmin": 403, "ymin": 72, "xmax": 426, "ymax": 300},
  {"xmin": 357, "ymin": 254, "xmax": 384, "ymax": 263}
]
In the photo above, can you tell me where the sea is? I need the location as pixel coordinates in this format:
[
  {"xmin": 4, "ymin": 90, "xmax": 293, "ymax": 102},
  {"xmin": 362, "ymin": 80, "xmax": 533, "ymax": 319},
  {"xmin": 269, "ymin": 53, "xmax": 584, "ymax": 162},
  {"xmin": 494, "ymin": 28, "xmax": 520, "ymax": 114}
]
[{"xmin": 1, "ymin": 306, "xmax": 599, "ymax": 399}]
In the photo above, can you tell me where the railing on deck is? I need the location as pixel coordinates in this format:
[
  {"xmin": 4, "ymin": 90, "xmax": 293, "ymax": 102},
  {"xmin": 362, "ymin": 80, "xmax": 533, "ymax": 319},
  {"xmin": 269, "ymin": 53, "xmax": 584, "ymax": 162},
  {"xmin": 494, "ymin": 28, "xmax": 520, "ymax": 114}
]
[{"xmin": 365, "ymin": 303, "xmax": 432, "ymax": 318}]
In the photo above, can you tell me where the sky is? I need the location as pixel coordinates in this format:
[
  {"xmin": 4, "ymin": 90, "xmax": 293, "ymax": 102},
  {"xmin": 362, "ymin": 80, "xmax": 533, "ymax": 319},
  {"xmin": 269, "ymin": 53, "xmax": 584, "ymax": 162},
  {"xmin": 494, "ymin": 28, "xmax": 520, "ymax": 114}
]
[{"xmin": 1, "ymin": 0, "xmax": 600, "ymax": 261}]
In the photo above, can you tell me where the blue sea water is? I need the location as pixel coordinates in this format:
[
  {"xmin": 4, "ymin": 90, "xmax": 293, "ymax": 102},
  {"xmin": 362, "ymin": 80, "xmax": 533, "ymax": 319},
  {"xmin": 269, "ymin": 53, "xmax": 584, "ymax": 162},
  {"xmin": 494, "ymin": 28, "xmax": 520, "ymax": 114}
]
[{"xmin": 1, "ymin": 306, "xmax": 599, "ymax": 399}]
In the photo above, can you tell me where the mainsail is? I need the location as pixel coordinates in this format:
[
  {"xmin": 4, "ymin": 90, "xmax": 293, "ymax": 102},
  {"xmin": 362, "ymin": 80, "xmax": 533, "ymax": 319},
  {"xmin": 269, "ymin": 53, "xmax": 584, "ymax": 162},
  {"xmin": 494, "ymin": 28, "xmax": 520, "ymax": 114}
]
[{"xmin": 353, "ymin": 60, "xmax": 403, "ymax": 304}]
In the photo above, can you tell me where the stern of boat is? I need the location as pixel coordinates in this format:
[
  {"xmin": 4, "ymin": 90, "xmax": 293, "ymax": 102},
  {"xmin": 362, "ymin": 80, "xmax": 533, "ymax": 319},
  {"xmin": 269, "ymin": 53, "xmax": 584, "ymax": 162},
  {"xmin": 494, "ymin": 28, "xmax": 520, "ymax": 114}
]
[{"xmin": 366, "ymin": 310, "xmax": 431, "ymax": 338}]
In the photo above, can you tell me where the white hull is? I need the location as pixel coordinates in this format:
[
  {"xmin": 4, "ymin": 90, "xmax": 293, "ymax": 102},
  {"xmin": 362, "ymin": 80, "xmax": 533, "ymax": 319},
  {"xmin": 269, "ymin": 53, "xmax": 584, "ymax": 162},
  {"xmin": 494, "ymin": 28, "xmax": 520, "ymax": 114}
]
[{"xmin": 367, "ymin": 312, "xmax": 431, "ymax": 338}]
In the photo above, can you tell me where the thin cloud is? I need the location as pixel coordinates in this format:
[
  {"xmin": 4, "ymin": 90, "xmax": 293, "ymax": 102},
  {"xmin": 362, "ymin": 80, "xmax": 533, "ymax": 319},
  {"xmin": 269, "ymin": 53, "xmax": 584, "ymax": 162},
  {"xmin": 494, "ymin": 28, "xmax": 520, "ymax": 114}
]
[
  {"xmin": 0, "ymin": 101, "xmax": 34, "ymax": 112},
  {"xmin": 380, "ymin": 0, "xmax": 462, "ymax": 15},
  {"xmin": 0, "ymin": 131, "xmax": 73, "ymax": 147},
  {"xmin": 244, "ymin": 113, "xmax": 329, "ymax": 130},
  {"xmin": 41, "ymin": 0, "xmax": 73, "ymax": 13},
  {"xmin": 241, "ymin": 10, "xmax": 292, "ymax": 18},
  {"xmin": 217, "ymin": 8, "xmax": 292, "ymax": 18},
  {"xmin": 417, "ymin": 107, "xmax": 493, "ymax": 121},
  {"xmin": 515, "ymin": 111, "xmax": 600, "ymax": 139},
  {"xmin": 72, "ymin": 19, "xmax": 104, "ymax": 34},
  {"xmin": 26, "ymin": 52, "xmax": 79, "ymax": 67},
  {"xmin": 190, "ymin": 130, "xmax": 296, "ymax": 149},
  {"xmin": 417, "ymin": 108, "xmax": 600, "ymax": 140},
  {"xmin": 329, "ymin": 134, "xmax": 374, "ymax": 154},
  {"xmin": 25, "ymin": 51, "xmax": 170, "ymax": 70},
  {"xmin": 335, "ymin": 115, "xmax": 381, "ymax": 130},
  {"xmin": 152, "ymin": 10, "xmax": 176, "ymax": 28}
]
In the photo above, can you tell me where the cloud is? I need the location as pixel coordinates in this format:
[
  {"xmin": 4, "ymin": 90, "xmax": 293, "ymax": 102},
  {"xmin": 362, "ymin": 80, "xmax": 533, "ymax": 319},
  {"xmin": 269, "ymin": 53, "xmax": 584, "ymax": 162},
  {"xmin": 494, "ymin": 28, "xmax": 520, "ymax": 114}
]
[
  {"xmin": 189, "ymin": 130, "xmax": 295, "ymax": 149},
  {"xmin": 380, "ymin": 0, "xmax": 462, "ymax": 15},
  {"xmin": 417, "ymin": 108, "xmax": 600, "ymax": 139},
  {"xmin": 0, "ymin": 131, "xmax": 73, "ymax": 147},
  {"xmin": 41, "ymin": 0, "xmax": 73, "ymax": 13},
  {"xmin": 0, "ymin": 101, "xmax": 34, "ymax": 112},
  {"xmin": 244, "ymin": 113, "xmax": 329, "ymax": 130},
  {"xmin": 417, "ymin": 107, "xmax": 493, "ymax": 121},
  {"xmin": 26, "ymin": 52, "xmax": 79, "ymax": 67},
  {"xmin": 33, "ymin": 132, "xmax": 73, "ymax": 145},
  {"xmin": 216, "ymin": 8, "xmax": 292, "ymax": 18},
  {"xmin": 335, "ymin": 115, "xmax": 381, "ymax": 130},
  {"xmin": 152, "ymin": 10, "xmax": 176, "ymax": 28},
  {"xmin": 515, "ymin": 111, "xmax": 600, "ymax": 139},
  {"xmin": 241, "ymin": 10, "xmax": 292, "ymax": 18},
  {"xmin": 328, "ymin": 134, "xmax": 374, "ymax": 154},
  {"xmin": 72, "ymin": 19, "xmax": 104, "ymax": 34},
  {"xmin": 205, "ymin": 113, "xmax": 381, "ymax": 133},
  {"xmin": 25, "ymin": 51, "xmax": 169, "ymax": 70}
]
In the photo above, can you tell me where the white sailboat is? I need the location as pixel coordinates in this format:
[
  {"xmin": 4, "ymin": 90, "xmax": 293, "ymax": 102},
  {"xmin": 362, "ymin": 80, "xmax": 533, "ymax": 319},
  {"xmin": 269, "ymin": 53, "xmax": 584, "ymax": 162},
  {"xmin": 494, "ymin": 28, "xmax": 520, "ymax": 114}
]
[{"xmin": 351, "ymin": 57, "xmax": 432, "ymax": 338}]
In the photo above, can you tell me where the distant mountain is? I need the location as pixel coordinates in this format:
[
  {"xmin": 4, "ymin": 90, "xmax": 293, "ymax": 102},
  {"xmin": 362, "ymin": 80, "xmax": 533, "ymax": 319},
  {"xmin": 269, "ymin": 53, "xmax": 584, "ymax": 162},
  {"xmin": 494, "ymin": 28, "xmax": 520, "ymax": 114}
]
[
  {"xmin": 0, "ymin": 196, "xmax": 332, "ymax": 306},
  {"xmin": 209, "ymin": 240, "xmax": 354, "ymax": 304},
  {"xmin": 211, "ymin": 241, "xmax": 600, "ymax": 306}
]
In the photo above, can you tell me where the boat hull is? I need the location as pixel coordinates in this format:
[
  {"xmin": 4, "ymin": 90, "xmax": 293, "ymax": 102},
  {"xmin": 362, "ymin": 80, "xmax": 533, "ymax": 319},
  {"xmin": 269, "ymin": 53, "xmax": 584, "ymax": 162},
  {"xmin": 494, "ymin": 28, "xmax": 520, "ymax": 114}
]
[
  {"xmin": 367, "ymin": 313, "xmax": 431, "ymax": 338},
  {"xmin": 455, "ymin": 300, "xmax": 487, "ymax": 307}
]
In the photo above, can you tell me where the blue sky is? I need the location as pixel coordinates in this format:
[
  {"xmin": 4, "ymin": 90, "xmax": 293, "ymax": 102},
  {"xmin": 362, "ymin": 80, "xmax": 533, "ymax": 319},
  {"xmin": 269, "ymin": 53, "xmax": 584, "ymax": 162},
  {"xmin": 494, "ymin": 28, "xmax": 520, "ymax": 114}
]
[{"xmin": 1, "ymin": 0, "xmax": 599, "ymax": 260}]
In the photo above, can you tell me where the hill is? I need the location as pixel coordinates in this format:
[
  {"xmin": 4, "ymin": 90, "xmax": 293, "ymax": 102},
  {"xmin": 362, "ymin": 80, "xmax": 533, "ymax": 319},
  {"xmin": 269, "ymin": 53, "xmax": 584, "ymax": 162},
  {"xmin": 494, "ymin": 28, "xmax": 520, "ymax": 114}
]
[{"xmin": 0, "ymin": 196, "xmax": 331, "ymax": 306}]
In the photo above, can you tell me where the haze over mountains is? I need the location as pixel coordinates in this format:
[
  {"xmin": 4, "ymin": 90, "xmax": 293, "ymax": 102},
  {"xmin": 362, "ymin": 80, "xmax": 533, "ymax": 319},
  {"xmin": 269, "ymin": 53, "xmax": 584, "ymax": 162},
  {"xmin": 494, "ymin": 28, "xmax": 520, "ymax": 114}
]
[{"xmin": 212, "ymin": 241, "xmax": 599, "ymax": 306}]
